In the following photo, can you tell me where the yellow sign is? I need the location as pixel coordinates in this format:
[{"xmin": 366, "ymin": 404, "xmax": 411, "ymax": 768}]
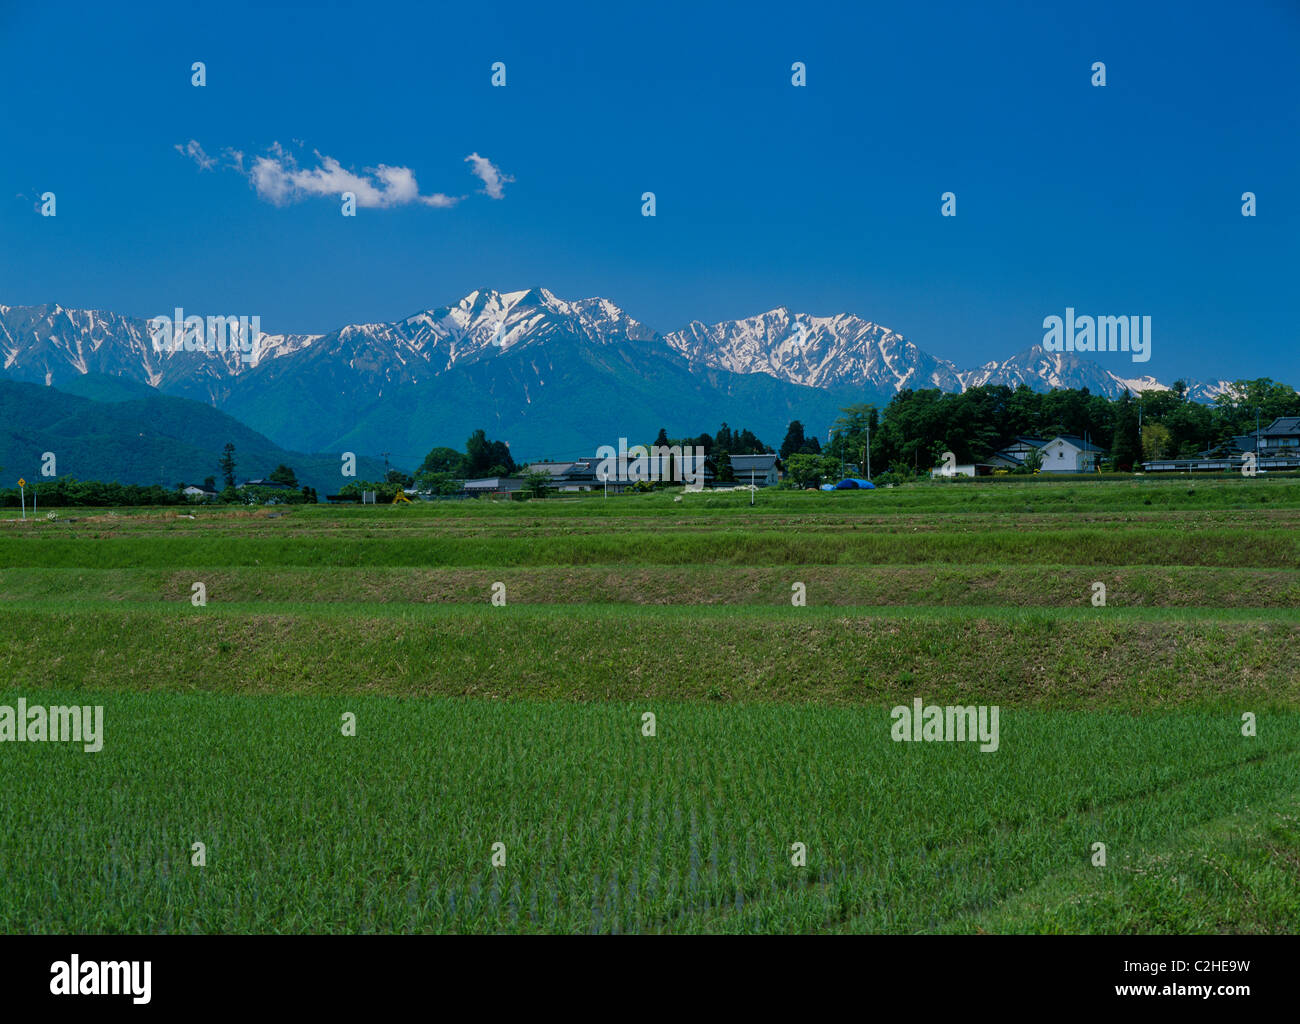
[{"xmin": 17, "ymin": 478, "xmax": 25, "ymax": 488}]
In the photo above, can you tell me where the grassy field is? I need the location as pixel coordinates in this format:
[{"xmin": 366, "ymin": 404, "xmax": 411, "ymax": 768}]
[{"xmin": 1, "ymin": 476, "xmax": 1297, "ymax": 933}]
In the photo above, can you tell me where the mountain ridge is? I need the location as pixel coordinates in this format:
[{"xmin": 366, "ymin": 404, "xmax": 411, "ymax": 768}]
[{"xmin": 0, "ymin": 290, "xmax": 1246, "ymax": 464}]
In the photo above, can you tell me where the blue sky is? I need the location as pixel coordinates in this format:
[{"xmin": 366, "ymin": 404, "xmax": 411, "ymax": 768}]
[{"xmin": 2, "ymin": 0, "xmax": 1297, "ymax": 384}]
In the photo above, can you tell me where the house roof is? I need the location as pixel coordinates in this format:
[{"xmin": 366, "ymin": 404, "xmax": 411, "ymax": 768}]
[
  {"xmin": 586, "ymin": 454, "xmax": 713, "ymax": 480},
  {"xmin": 524, "ymin": 461, "xmax": 594, "ymax": 479},
  {"xmin": 1262, "ymin": 417, "xmax": 1300, "ymax": 436},
  {"xmin": 730, "ymin": 453, "xmax": 779, "ymax": 472},
  {"xmin": 1051, "ymin": 435, "xmax": 1107, "ymax": 453},
  {"xmin": 1199, "ymin": 435, "xmax": 1258, "ymax": 457},
  {"xmin": 464, "ymin": 477, "xmax": 522, "ymax": 490}
]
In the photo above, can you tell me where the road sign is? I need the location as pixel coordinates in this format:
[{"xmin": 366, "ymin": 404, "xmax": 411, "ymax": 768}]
[{"xmin": 17, "ymin": 478, "xmax": 25, "ymax": 488}]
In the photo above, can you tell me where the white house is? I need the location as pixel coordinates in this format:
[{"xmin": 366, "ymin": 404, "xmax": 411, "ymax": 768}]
[
  {"xmin": 1038, "ymin": 435, "xmax": 1105, "ymax": 473},
  {"xmin": 986, "ymin": 436, "xmax": 1050, "ymax": 469}
]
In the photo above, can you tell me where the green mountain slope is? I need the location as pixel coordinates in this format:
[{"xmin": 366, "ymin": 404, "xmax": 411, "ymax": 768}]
[
  {"xmin": 238, "ymin": 338, "xmax": 881, "ymax": 465},
  {"xmin": 0, "ymin": 376, "xmax": 387, "ymax": 492}
]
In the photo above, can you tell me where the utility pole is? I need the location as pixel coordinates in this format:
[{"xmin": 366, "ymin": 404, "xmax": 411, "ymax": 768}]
[{"xmin": 865, "ymin": 425, "xmax": 871, "ymax": 480}]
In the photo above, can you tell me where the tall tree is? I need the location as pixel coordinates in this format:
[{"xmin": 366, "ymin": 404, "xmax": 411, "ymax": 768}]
[
  {"xmin": 219, "ymin": 443, "xmax": 237, "ymax": 488},
  {"xmin": 1109, "ymin": 393, "xmax": 1142, "ymax": 471},
  {"xmin": 464, "ymin": 429, "xmax": 515, "ymax": 477}
]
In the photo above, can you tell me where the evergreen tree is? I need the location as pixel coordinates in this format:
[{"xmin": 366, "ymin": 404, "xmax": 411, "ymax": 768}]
[
  {"xmin": 781, "ymin": 422, "xmax": 807, "ymax": 459},
  {"xmin": 218, "ymin": 443, "xmax": 237, "ymax": 488},
  {"xmin": 1110, "ymin": 393, "xmax": 1142, "ymax": 471},
  {"xmin": 464, "ymin": 429, "xmax": 515, "ymax": 476}
]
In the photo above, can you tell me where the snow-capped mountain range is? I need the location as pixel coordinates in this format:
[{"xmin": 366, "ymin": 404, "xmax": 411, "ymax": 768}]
[
  {"xmin": 0, "ymin": 289, "xmax": 1238, "ymax": 463},
  {"xmin": 664, "ymin": 305, "xmax": 1233, "ymax": 403},
  {"xmin": 1, "ymin": 288, "xmax": 1232, "ymax": 400}
]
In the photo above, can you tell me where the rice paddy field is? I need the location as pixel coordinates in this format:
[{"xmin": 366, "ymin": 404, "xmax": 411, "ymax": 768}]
[{"xmin": 1, "ymin": 476, "xmax": 1298, "ymax": 933}]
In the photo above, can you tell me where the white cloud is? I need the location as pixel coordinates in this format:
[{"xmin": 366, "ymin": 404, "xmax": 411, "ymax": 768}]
[
  {"xmin": 465, "ymin": 152, "xmax": 513, "ymax": 199},
  {"xmin": 240, "ymin": 144, "xmax": 460, "ymax": 209},
  {"xmin": 174, "ymin": 139, "xmax": 216, "ymax": 170},
  {"xmin": 177, "ymin": 141, "xmax": 511, "ymax": 210}
]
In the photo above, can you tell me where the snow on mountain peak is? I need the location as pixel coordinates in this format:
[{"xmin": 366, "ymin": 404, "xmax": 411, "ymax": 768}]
[
  {"xmin": 663, "ymin": 307, "xmax": 962, "ymax": 392},
  {"xmin": 0, "ymin": 291, "xmax": 1250, "ymax": 409}
]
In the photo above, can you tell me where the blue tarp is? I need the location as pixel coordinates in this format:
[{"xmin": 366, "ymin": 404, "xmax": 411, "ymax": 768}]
[{"xmin": 834, "ymin": 478, "xmax": 875, "ymax": 490}]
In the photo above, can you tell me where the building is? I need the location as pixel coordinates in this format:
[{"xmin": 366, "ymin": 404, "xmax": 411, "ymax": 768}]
[
  {"xmin": 463, "ymin": 477, "xmax": 524, "ymax": 497},
  {"xmin": 522, "ymin": 461, "xmax": 599, "ymax": 491},
  {"xmin": 239, "ymin": 478, "xmax": 295, "ymax": 490},
  {"xmin": 1142, "ymin": 454, "xmax": 1239, "ymax": 472},
  {"xmin": 729, "ymin": 454, "xmax": 781, "ymax": 487},
  {"xmin": 933, "ymin": 435, "xmax": 1107, "ymax": 477},
  {"xmin": 929, "ymin": 463, "xmax": 997, "ymax": 478},
  {"xmin": 1258, "ymin": 416, "xmax": 1300, "ymax": 456},
  {"xmin": 986, "ymin": 436, "xmax": 1050, "ymax": 470},
  {"xmin": 582, "ymin": 451, "xmax": 714, "ymax": 491},
  {"xmin": 181, "ymin": 485, "xmax": 217, "ymax": 500},
  {"xmin": 1038, "ymin": 435, "xmax": 1105, "ymax": 473},
  {"xmin": 1144, "ymin": 419, "xmax": 1300, "ymax": 472},
  {"xmin": 1198, "ymin": 435, "xmax": 1260, "ymax": 457}
]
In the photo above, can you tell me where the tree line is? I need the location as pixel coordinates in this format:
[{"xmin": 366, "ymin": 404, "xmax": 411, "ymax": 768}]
[
  {"xmin": 780, "ymin": 378, "xmax": 1298, "ymax": 487},
  {"xmin": 6, "ymin": 378, "xmax": 1292, "ymax": 506}
]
